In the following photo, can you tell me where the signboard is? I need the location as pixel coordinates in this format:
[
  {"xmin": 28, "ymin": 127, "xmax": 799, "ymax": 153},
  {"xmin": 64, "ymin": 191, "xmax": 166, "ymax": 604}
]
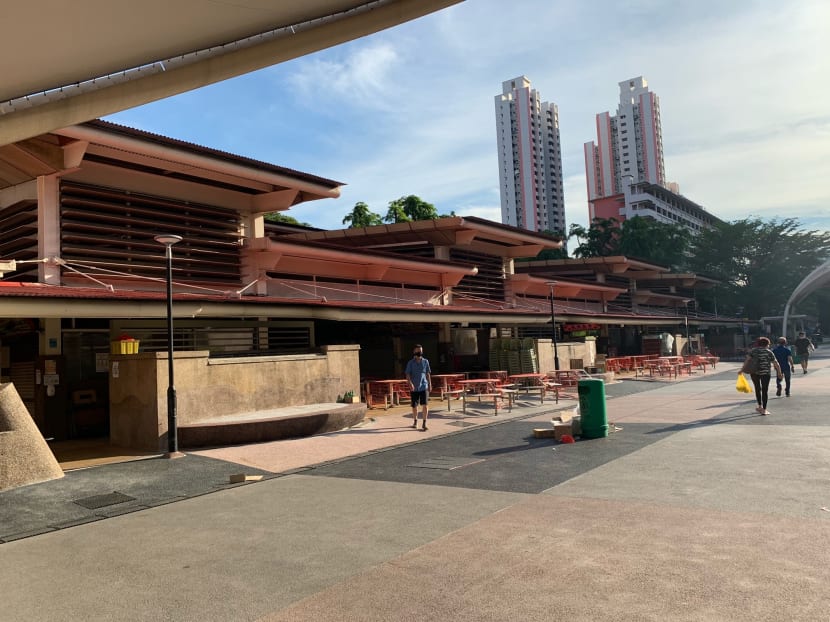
[{"xmin": 452, "ymin": 329, "xmax": 478, "ymax": 356}]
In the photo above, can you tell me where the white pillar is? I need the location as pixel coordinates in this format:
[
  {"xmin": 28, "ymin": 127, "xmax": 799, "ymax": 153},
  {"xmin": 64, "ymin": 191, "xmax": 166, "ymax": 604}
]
[{"xmin": 37, "ymin": 174, "xmax": 61, "ymax": 284}]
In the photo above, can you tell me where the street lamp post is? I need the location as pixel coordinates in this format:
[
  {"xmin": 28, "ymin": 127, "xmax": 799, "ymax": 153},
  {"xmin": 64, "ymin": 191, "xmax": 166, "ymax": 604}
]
[
  {"xmin": 546, "ymin": 282, "xmax": 560, "ymax": 370},
  {"xmin": 154, "ymin": 234, "xmax": 183, "ymax": 458},
  {"xmin": 683, "ymin": 299, "xmax": 692, "ymax": 355}
]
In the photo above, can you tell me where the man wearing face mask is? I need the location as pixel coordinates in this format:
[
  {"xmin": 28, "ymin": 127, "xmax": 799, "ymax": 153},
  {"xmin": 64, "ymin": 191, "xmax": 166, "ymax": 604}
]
[{"xmin": 405, "ymin": 344, "xmax": 432, "ymax": 430}]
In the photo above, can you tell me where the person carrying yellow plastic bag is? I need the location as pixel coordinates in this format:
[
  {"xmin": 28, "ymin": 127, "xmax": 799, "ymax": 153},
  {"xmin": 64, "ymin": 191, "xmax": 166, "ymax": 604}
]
[{"xmin": 735, "ymin": 373, "xmax": 753, "ymax": 394}]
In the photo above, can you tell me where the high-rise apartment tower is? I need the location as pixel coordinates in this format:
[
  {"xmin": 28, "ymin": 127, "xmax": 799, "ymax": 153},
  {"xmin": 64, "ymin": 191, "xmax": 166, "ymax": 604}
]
[
  {"xmin": 584, "ymin": 76, "xmax": 666, "ymax": 201},
  {"xmin": 495, "ymin": 76, "xmax": 565, "ymax": 233}
]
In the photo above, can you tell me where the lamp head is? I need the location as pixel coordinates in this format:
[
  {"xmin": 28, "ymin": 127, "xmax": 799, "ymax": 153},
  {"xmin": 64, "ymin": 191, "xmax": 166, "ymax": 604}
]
[{"xmin": 154, "ymin": 234, "xmax": 183, "ymax": 246}]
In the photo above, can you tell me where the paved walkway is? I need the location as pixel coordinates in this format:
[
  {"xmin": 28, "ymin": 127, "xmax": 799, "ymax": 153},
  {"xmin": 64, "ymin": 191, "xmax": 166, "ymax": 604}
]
[{"xmin": 2, "ymin": 352, "xmax": 828, "ymax": 621}]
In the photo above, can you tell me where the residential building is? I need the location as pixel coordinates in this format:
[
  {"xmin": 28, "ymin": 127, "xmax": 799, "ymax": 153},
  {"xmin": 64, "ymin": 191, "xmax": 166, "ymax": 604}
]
[
  {"xmin": 590, "ymin": 180, "xmax": 723, "ymax": 233},
  {"xmin": 584, "ymin": 77, "xmax": 722, "ymax": 232},
  {"xmin": 495, "ymin": 76, "xmax": 565, "ymax": 234},
  {"xmin": 584, "ymin": 76, "xmax": 666, "ymax": 201}
]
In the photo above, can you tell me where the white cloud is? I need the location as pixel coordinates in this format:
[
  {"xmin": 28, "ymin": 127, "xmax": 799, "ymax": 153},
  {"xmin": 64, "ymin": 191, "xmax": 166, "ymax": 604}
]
[
  {"xmin": 109, "ymin": 0, "xmax": 830, "ymax": 234},
  {"xmin": 285, "ymin": 41, "xmax": 402, "ymax": 111}
]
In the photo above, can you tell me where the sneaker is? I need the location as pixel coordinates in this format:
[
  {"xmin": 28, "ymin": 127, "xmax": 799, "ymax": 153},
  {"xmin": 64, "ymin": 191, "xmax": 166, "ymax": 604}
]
[
  {"xmin": 421, "ymin": 424, "xmax": 428, "ymax": 431},
  {"xmin": 755, "ymin": 405, "xmax": 763, "ymax": 414},
  {"xmin": 411, "ymin": 421, "xmax": 418, "ymax": 429},
  {"xmin": 763, "ymin": 409, "xmax": 772, "ymax": 415},
  {"xmin": 776, "ymin": 388, "xmax": 782, "ymax": 397},
  {"xmin": 786, "ymin": 393, "xmax": 790, "ymax": 397}
]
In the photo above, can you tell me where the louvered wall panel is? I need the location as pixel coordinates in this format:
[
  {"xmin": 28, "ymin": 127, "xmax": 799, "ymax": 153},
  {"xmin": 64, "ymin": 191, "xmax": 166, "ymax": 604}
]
[
  {"xmin": 450, "ymin": 249, "xmax": 505, "ymax": 301},
  {"xmin": 0, "ymin": 200, "xmax": 38, "ymax": 280},
  {"xmin": 10, "ymin": 361, "xmax": 36, "ymax": 417},
  {"xmin": 60, "ymin": 182, "xmax": 242, "ymax": 285}
]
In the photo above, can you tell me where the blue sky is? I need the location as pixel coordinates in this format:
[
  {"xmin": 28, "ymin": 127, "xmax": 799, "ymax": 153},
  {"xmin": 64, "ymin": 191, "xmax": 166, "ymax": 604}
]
[{"xmin": 107, "ymin": 0, "xmax": 829, "ymax": 234}]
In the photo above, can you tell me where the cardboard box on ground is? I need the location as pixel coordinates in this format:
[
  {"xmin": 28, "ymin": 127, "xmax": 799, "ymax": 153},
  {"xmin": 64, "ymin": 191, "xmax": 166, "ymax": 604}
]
[{"xmin": 533, "ymin": 406, "xmax": 617, "ymax": 441}]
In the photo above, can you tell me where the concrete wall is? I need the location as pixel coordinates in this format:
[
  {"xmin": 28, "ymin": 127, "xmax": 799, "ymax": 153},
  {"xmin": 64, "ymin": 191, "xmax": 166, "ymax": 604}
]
[
  {"xmin": 109, "ymin": 345, "xmax": 361, "ymax": 451},
  {"xmin": 536, "ymin": 338, "xmax": 596, "ymax": 374}
]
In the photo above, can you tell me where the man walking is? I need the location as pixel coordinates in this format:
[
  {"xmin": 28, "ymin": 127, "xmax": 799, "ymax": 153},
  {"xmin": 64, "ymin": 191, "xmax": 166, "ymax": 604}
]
[
  {"xmin": 772, "ymin": 337, "xmax": 794, "ymax": 397},
  {"xmin": 405, "ymin": 344, "xmax": 432, "ymax": 430},
  {"xmin": 793, "ymin": 331, "xmax": 815, "ymax": 374}
]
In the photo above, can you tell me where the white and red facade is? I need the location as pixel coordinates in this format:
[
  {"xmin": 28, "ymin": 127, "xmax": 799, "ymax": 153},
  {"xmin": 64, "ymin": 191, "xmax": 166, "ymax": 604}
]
[
  {"xmin": 495, "ymin": 76, "xmax": 565, "ymax": 234},
  {"xmin": 584, "ymin": 77, "xmax": 666, "ymax": 203}
]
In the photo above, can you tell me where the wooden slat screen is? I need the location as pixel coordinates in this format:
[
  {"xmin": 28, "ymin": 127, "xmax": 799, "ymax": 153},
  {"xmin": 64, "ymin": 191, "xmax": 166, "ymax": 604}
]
[
  {"xmin": 0, "ymin": 199, "xmax": 38, "ymax": 280},
  {"xmin": 60, "ymin": 182, "xmax": 242, "ymax": 285},
  {"xmin": 450, "ymin": 249, "xmax": 505, "ymax": 301}
]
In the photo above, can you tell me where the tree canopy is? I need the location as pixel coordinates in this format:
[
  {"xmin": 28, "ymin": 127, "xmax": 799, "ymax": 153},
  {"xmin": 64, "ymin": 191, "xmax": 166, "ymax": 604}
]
[
  {"xmin": 684, "ymin": 217, "xmax": 830, "ymax": 320},
  {"xmin": 342, "ymin": 195, "xmax": 455, "ymax": 227},
  {"xmin": 263, "ymin": 212, "xmax": 311, "ymax": 227},
  {"xmin": 568, "ymin": 216, "xmax": 690, "ymax": 269},
  {"xmin": 342, "ymin": 202, "xmax": 383, "ymax": 228},
  {"xmin": 384, "ymin": 195, "xmax": 440, "ymax": 223}
]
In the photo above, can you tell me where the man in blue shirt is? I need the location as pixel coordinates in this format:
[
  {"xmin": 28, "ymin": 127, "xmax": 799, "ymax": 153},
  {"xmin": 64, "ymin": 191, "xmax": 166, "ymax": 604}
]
[
  {"xmin": 405, "ymin": 344, "xmax": 432, "ymax": 430},
  {"xmin": 772, "ymin": 337, "xmax": 794, "ymax": 397}
]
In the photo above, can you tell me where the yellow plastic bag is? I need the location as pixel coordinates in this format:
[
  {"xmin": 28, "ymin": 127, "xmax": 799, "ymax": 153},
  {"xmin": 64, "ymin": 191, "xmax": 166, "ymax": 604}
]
[{"xmin": 735, "ymin": 373, "xmax": 753, "ymax": 394}]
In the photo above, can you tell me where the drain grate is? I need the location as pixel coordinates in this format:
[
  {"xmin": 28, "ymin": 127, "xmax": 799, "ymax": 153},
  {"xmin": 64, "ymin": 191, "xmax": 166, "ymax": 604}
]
[
  {"xmin": 73, "ymin": 492, "xmax": 136, "ymax": 510},
  {"xmin": 408, "ymin": 456, "xmax": 485, "ymax": 470},
  {"xmin": 446, "ymin": 421, "xmax": 476, "ymax": 428}
]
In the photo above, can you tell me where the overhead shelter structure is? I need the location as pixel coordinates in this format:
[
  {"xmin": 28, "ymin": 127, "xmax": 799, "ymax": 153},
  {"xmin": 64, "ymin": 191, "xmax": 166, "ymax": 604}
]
[
  {"xmin": 0, "ymin": 120, "xmax": 740, "ymax": 454},
  {"xmin": 0, "ymin": 0, "xmax": 464, "ymax": 146}
]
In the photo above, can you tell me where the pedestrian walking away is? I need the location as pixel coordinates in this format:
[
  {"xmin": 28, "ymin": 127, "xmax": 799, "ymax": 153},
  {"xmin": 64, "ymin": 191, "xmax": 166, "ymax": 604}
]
[
  {"xmin": 405, "ymin": 344, "xmax": 432, "ymax": 430},
  {"xmin": 772, "ymin": 337, "xmax": 794, "ymax": 397},
  {"xmin": 793, "ymin": 331, "xmax": 815, "ymax": 374},
  {"xmin": 742, "ymin": 337, "xmax": 783, "ymax": 415}
]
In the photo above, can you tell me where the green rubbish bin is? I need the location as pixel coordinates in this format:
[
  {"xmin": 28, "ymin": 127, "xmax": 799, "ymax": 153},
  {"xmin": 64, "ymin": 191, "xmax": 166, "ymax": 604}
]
[{"xmin": 577, "ymin": 378, "xmax": 608, "ymax": 438}]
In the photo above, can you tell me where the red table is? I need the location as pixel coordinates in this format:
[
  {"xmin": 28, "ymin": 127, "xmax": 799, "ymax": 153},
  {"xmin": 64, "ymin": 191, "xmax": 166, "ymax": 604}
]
[
  {"xmin": 431, "ymin": 373, "xmax": 465, "ymax": 397},
  {"xmin": 364, "ymin": 379, "xmax": 408, "ymax": 409}
]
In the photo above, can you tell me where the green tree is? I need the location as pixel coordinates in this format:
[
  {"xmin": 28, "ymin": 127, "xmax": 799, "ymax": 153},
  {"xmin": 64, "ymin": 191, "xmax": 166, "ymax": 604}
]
[
  {"xmin": 617, "ymin": 216, "xmax": 690, "ymax": 268},
  {"xmin": 568, "ymin": 218, "xmax": 621, "ymax": 257},
  {"xmin": 384, "ymin": 195, "xmax": 439, "ymax": 223},
  {"xmin": 264, "ymin": 212, "xmax": 311, "ymax": 226},
  {"xmin": 684, "ymin": 217, "xmax": 830, "ymax": 320},
  {"xmin": 342, "ymin": 202, "xmax": 383, "ymax": 228},
  {"xmin": 532, "ymin": 229, "xmax": 568, "ymax": 260}
]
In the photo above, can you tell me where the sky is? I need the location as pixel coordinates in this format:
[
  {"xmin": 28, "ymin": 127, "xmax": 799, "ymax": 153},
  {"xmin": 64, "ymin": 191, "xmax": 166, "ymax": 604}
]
[{"xmin": 106, "ymin": 0, "xmax": 830, "ymax": 234}]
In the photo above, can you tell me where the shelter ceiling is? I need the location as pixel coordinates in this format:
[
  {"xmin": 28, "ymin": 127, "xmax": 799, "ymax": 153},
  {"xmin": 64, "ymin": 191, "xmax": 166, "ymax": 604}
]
[
  {"xmin": 0, "ymin": 282, "xmax": 713, "ymax": 326},
  {"xmin": 520, "ymin": 256, "xmax": 669, "ymax": 277},
  {"xmin": 508, "ymin": 274, "xmax": 625, "ymax": 301},
  {"xmin": 1, "ymin": 0, "xmax": 463, "ymax": 146},
  {"xmin": 245, "ymin": 237, "xmax": 474, "ymax": 287},
  {"xmin": 285, "ymin": 217, "xmax": 560, "ymax": 258}
]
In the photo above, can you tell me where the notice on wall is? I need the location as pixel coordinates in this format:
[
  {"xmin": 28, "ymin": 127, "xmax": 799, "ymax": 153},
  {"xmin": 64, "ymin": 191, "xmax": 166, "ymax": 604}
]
[
  {"xmin": 453, "ymin": 329, "xmax": 479, "ymax": 356},
  {"xmin": 112, "ymin": 361, "xmax": 119, "ymax": 378},
  {"xmin": 96, "ymin": 353, "xmax": 109, "ymax": 373}
]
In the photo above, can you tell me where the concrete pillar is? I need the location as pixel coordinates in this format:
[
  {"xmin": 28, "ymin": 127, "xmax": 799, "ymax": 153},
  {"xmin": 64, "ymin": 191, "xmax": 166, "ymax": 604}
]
[{"xmin": 37, "ymin": 174, "xmax": 61, "ymax": 284}]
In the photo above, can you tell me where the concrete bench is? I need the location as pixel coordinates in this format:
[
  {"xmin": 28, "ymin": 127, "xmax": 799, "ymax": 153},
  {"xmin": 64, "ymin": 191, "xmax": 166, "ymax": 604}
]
[{"xmin": 178, "ymin": 402, "xmax": 366, "ymax": 448}]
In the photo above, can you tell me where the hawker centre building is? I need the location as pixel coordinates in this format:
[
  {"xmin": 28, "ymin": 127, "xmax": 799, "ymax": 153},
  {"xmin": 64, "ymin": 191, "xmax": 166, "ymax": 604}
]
[{"xmin": 0, "ymin": 120, "xmax": 741, "ymax": 452}]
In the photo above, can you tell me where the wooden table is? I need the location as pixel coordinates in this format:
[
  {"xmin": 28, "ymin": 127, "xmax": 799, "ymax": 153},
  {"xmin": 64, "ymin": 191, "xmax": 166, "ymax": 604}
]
[
  {"xmin": 508, "ymin": 373, "xmax": 552, "ymax": 403},
  {"xmin": 364, "ymin": 379, "xmax": 408, "ymax": 409},
  {"xmin": 508, "ymin": 373, "xmax": 547, "ymax": 386},
  {"xmin": 468, "ymin": 370, "xmax": 508, "ymax": 381},
  {"xmin": 655, "ymin": 357, "xmax": 693, "ymax": 378},
  {"xmin": 431, "ymin": 373, "xmax": 465, "ymax": 397},
  {"xmin": 450, "ymin": 378, "xmax": 509, "ymax": 415},
  {"xmin": 457, "ymin": 378, "xmax": 501, "ymax": 394},
  {"xmin": 549, "ymin": 370, "xmax": 586, "ymax": 386}
]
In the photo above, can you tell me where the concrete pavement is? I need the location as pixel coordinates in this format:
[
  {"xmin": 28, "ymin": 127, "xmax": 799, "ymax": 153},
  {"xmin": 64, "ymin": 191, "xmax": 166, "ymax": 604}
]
[{"xmin": 1, "ymin": 352, "xmax": 828, "ymax": 621}]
